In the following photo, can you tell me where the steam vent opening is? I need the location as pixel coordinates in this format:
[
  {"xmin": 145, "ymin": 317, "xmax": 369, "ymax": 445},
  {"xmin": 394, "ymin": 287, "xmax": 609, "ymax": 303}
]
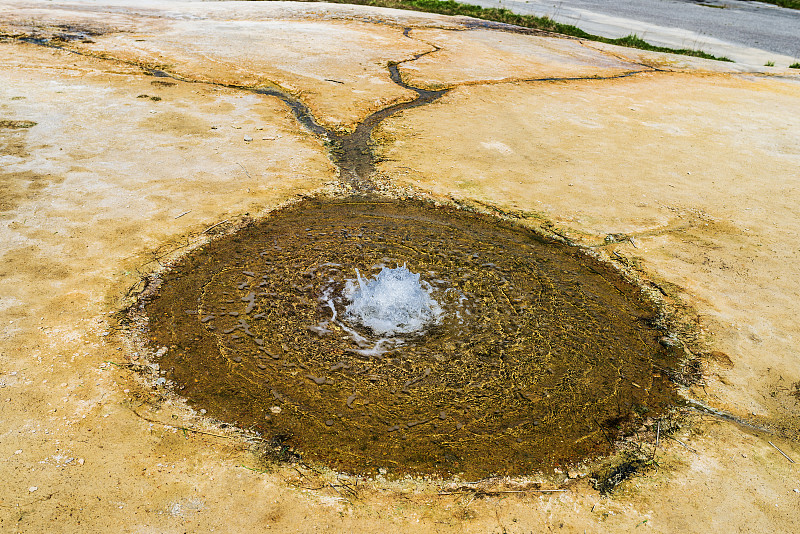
[{"xmin": 144, "ymin": 199, "xmax": 681, "ymax": 478}]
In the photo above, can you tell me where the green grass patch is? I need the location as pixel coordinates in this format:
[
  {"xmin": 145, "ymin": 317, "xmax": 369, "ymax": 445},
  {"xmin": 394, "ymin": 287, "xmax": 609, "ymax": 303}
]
[
  {"xmin": 606, "ymin": 34, "xmax": 732, "ymax": 61},
  {"xmin": 756, "ymin": 0, "xmax": 800, "ymax": 9},
  {"xmin": 790, "ymin": 62, "xmax": 800, "ymax": 69},
  {"xmin": 252, "ymin": 0, "xmax": 733, "ymax": 62}
]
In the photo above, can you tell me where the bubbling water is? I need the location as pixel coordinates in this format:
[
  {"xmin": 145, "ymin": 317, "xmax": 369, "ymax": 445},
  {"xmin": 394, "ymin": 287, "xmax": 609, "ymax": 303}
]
[
  {"xmin": 344, "ymin": 265, "xmax": 442, "ymax": 336},
  {"xmin": 144, "ymin": 199, "xmax": 682, "ymax": 478}
]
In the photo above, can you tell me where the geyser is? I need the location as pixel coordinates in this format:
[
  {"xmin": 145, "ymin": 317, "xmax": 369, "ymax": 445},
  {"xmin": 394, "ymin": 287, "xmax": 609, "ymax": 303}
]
[
  {"xmin": 344, "ymin": 265, "xmax": 442, "ymax": 337},
  {"xmin": 141, "ymin": 198, "xmax": 682, "ymax": 478}
]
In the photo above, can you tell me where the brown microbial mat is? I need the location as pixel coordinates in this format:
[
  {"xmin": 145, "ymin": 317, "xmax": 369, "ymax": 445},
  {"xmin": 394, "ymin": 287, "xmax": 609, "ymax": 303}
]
[{"xmin": 142, "ymin": 198, "xmax": 682, "ymax": 478}]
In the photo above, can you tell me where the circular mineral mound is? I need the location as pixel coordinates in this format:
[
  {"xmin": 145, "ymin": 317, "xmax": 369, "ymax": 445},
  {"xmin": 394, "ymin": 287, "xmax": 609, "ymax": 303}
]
[{"xmin": 143, "ymin": 198, "xmax": 681, "ymax": 478}]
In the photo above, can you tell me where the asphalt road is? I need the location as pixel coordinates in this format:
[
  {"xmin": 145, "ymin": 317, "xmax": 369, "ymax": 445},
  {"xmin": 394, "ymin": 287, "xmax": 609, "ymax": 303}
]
[{"xmin": 464, "ymin": 0, "xmax": 800, "ymax": 65}]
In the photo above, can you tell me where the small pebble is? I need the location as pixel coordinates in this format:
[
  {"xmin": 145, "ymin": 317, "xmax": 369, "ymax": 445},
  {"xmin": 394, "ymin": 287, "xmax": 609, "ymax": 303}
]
[
  {"xmin": 243, "ymin": 135, "xmax": 253, "ymax": 142},
  {"xmin": 325, "ymin": 420, "xmax": 335, "ymax": 427},
  {"xmin": 29, "ymin": 487, "xmax": 38, "ymax": 492}
]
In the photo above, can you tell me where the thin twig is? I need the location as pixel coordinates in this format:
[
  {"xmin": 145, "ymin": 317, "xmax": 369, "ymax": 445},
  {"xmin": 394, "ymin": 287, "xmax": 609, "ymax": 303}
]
[
  {"xmin": 438, "ymin": 489, "xmax": 567, "ymax": 495},
  {"xmin": 666, "ymin": 435, "xmax": 698, "ymax": 454},
  {"xmin": 292, "ymin": 466, "xmax": 308, "ymax": 480},
  {"xmin": 327, "ymin": 483, "xmax": 352, "ymax": 503},
  {"xmin": 174, "ymin": 425, "xmax": 243, "ymax": 440},
  {"xmin": 240, "ymin": 464, "xmax": 270, "ymax": 474},
  {"xmin": 174, "ymin": 210, "xmax": 191, "ymax": 219},
  {"xmin": 128, "ymin": 404, "xmax": 255, "ymax": 441},
  {"xmin": 652, "ymin": 420, "xmax": 661, "ymax": 460},
  {"xmin": 594, "ymin": 417, "xmax": 614, "ymax": 445},
  {"xmin": 237, "ymin": 162, "xmax": 252, "ymax": 180},
  {"xmin": 339, "ymin": 482, "xmax": 358, "ymax": 497},
  {"xmin": 201, "ymin": 219, "xmax": 229, "ymax": 235},
  {"xmin": 683, "ymin": 399, "xmax": 773, "ymax": 433},
  {"xmin": 768, "ymin": 441, "xmax": 795, "ymax": 464}
]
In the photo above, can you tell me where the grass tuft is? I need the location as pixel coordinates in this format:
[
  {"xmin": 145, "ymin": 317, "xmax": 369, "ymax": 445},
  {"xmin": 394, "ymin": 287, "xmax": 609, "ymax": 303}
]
[
  {"xmin": 761, "ymin": 0, "xmax": 800, "ymax": 8},
  {"xmin": 790, "ymin": 62, "xmax": 800, "ymax": 69},
  {"xmin": 608, "ymin": 34, "xmax": 732, "ymax": 61}
]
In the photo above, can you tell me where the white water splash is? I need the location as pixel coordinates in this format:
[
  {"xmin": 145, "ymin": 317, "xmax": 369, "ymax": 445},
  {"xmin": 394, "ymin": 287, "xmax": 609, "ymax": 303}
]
[{"xmin": 344, "ymin": 265, "xmax": 441, "ymax": 336}]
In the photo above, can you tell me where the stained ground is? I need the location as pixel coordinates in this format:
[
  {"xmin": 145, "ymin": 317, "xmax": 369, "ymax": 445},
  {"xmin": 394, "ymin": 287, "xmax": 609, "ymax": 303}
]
[{"xmin": 1, "ymin": 1, "xmax": 799, "ymax": 533}]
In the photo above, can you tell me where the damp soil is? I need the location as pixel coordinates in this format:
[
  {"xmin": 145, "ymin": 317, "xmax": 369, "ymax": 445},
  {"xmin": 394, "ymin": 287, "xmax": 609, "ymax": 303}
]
[
  {"xmin": 19, "ymin": 21, "xmax": 681, "ymax": 477},
  {"xmin": 142, "ymin": 198, "xmax": 682, "ymax": 478}
]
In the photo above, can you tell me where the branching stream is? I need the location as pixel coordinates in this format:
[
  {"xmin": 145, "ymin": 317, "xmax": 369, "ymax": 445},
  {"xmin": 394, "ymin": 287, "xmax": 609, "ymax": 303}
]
[
  {"xmin": 129, "ymin": 27, "xmax": 448, "ymax": 190},
  {"xmin": 11, "ymin": 23, "xmax": 699, "ymax": 478}
]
